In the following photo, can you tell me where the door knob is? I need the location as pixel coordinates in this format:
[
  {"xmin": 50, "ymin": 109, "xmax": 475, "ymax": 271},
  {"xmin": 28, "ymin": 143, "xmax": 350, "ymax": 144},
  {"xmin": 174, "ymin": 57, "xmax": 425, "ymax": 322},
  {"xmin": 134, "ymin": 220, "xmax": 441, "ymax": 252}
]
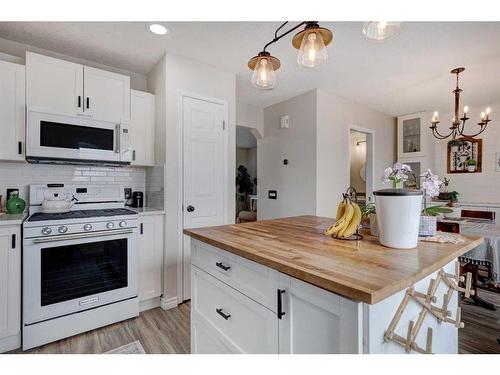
[{"xmin": 186, "ymin": 205, "xmax": 195, "ymax": 212}]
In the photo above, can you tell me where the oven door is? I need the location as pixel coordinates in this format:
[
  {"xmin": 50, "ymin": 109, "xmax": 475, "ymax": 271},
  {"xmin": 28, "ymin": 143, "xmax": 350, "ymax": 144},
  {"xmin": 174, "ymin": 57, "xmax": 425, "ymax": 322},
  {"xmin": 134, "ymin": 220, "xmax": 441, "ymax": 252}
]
[
  {"xmin": 26, "ymin": 111, "xmax": 130, "ymax": 164},
  {"xmin": 23, "ymin": 228, "xmax": 138, "ymax": 325}
]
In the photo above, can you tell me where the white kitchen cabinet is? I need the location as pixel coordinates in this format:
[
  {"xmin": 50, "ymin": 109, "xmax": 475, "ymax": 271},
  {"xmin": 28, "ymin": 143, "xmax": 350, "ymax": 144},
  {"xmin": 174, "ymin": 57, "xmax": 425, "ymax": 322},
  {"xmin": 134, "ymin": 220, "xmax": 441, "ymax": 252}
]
[
  {"xmin": 26, "ymin": 52, "xmax": 84, "ymax": 117},
  {"xmin": 278, "ymin": 275, "xmax": 362, "ymax": 354},
  {"xmin": 130, "ymin": 90, "xmax": 155, "ymax": 166},
  {"xmin": 397, "ymin": 112, "xmax": 427, "ymax": 159},
  {"xmin": 0, "ymin": 61, "xmax": 25, "ymax": 161},
  {"xmin": 0, "ymin": 226, "xmax": 21, "ymax": 353},
  {"xmin": 84, "ymin": 66, "xmax": 130, "ymax": 123},
  {"xmin": 26, "ymin": 52, "xmax": 130, "ymax": 123},
  {"xmin": 138, "ymin": 214, "xmax": 164, "ymax": 302}
]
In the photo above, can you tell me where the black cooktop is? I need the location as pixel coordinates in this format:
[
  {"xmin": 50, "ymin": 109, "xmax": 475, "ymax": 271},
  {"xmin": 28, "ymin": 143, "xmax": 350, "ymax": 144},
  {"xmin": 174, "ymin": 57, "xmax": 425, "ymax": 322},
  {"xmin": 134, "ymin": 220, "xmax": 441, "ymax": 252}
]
[{"xmin": 28, "ymin": 208, "xmax": 137, "ymax": 222}]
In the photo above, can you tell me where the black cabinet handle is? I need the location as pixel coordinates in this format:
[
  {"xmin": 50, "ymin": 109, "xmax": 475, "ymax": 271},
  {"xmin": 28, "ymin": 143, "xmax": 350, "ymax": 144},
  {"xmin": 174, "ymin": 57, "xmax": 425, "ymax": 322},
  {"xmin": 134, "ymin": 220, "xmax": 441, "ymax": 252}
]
[
  {"xmin": 277, "ymin": 289, "xmax": 286, "ymax": 319},
  {"xmin": 78, "ymin": 95, "xmax": 82, "ymax": 108},
  {"xmin": 140, "ymin": 223, "xmax": 144, "ymax": 235},
  {"xmin": 11, "ymin": 234, "xmax": 16, "ymax": 249},
  {"xmin": 86, "ymin": 97, "xmax": 90, "ymax": 109},
  {"xmin": 132, "ymin": 150, "xmax": 136, "ymax": 161},
  {"xmin": 18, "ymin": 141, "xmax": 22, "ymax": 155},
  {"xmin": 216, "ymin": 308, "xmax": 231, "ymax": 320},
  {"xmin": 216, "ymin": 262, "xmax": 231, "ymax": 271},
  {"xmin": 186, "ymin": 205, "xmax": 195, "ymax": 212}
]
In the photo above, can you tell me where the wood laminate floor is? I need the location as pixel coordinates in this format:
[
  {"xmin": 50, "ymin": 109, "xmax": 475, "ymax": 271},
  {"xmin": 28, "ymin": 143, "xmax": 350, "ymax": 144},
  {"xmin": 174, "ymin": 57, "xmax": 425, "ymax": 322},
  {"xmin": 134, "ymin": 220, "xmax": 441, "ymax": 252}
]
[
  {"xmin": 459, "ymin": 289, "xmax": 500, "ymax": 354},
  {"xmin": 9, "ymin": 291, "xmax": 500, "ymax": 354},
  {"xmin": 12, "ymin": 302, "xmax": 190, "ymax": 354}
]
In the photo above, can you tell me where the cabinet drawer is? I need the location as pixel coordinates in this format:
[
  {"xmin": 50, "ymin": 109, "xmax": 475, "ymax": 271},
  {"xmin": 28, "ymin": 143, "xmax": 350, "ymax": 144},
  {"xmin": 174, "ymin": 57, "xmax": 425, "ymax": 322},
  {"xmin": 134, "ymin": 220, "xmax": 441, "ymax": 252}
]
[
  {"xmin": 192, "ymin": 240, "xmax": 278, "ymax": 312},
  {"xmin": 191, "ymin": 265, "xmax": 278, "ymax": 354}
]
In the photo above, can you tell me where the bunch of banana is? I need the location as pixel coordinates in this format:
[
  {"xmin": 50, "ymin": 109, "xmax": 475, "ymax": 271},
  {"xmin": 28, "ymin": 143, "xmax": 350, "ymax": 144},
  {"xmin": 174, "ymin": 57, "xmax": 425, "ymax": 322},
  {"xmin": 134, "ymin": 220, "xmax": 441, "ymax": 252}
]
[{"xmin": 324, "ymin": 197, "xmax": 362, "ymax": 239}]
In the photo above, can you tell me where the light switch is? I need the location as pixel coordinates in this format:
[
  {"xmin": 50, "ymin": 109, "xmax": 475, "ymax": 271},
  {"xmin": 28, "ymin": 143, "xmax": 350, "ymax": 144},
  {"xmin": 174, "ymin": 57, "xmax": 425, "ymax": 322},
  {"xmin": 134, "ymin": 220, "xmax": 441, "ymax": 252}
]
[
  {"xmin": 280, "ymin": 115, "xmax": 289, "ymax": 129},
  {"xmin": 268, "ymin": 190, "xmax": 278, "ymax": 200}
]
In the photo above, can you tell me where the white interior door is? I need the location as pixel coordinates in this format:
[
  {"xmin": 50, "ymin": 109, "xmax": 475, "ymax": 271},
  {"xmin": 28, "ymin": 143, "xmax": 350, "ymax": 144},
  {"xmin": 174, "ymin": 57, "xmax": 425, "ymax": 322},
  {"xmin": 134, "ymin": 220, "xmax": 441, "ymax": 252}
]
[{"xmin": 183, "ymin": 95, "xmax": 227, "ymax": 301}]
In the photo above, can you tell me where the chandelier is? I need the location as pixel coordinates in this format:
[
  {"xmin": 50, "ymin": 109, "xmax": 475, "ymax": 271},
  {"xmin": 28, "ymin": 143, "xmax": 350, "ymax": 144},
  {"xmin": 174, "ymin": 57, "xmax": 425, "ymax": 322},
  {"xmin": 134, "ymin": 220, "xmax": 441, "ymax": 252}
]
[
  {"xmin": 247, "ymin": 21, "xmax": 333, "ymax": 90},
  {"xmin": 430, "ymin": 68, "xmax": 492, "ymax": 140}
]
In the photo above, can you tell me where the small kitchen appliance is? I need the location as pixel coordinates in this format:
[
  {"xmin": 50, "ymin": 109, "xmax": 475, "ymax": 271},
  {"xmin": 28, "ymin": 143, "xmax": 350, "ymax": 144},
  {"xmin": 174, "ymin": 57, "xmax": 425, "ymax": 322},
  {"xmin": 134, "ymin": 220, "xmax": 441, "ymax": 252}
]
[{"xmin": 132, "ymin": 191, "xmax": 144, "ymax": 208}]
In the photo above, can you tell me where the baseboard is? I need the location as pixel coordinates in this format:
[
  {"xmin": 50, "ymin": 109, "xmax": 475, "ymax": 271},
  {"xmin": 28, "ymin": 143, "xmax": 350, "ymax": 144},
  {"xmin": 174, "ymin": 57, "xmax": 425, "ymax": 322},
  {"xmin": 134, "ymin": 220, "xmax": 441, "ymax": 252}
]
[
  {"xmin": 139, "ymin": 297, "xmax": 161, "ymax": 312},
  {"xmin": 160, "ymin": 296, "xmax": 178, "ymax": 310},
  {"xmin": 0, "ymin": 333, "xmax": 21, "ymax": 353}
]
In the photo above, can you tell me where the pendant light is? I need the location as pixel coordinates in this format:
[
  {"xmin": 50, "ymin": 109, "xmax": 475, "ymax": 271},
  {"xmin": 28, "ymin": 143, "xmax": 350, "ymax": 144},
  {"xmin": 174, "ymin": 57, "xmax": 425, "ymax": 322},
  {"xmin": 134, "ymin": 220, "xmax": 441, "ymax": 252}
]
[
  {"xmin": 362, "ymin": 21, "xmax": 402, "ymax": 41},
  {"xmin": 292, "ymin": 22, "xmax": 333, "ymax": 68},
  {"xmin": 248, "ymin": 51, "xmax": 281, "ymax": 90},
  {"xmin": 247, "ymin": 21, "xmax": 333, "ymax": 89}
]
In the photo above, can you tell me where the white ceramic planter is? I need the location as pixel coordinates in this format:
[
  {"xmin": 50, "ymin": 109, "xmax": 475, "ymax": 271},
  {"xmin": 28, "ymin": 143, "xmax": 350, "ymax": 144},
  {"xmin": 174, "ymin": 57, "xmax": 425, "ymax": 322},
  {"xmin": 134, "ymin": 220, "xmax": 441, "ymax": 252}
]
[
  {"xmin": 419, "ymin": 215, "xmax": 437, "ymax": 237},
  {"xmin": 370, "ymin": 213, "xmax": 378, "ymax": 237},
  {"xmin": 374, "ymin": 189, "xmax": 423, "ymax": 249},
  {"xmin": 467, "ymin": 165, "xmax": 476, "ymax": 172}
]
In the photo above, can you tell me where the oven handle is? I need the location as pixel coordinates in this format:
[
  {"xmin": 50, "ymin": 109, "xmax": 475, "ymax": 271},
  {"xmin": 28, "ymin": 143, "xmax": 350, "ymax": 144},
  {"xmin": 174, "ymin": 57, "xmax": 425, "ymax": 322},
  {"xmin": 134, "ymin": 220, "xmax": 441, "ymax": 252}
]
[
  {"xmin": 32, "ymin": 229, "xmax": 134, "ymax": 244},
  {"xmin": 115, "ymin": 124, "xmax": 121, "ymax": 154}
]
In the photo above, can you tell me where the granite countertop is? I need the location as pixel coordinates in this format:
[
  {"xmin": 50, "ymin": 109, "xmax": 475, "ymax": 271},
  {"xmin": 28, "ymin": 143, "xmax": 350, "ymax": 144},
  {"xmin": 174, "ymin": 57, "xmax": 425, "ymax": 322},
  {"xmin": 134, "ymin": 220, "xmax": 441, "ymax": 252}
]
[
  {"xmin": 184, "ymin": 215, "xmax": 483, "ymax": 304},
  {"xmin": 131, "ymin": 207, "xmax": 165, "ymax": 216},
  {"xmin": 0, "ymin": 212, "xmax": 27, "ymax": 226}
]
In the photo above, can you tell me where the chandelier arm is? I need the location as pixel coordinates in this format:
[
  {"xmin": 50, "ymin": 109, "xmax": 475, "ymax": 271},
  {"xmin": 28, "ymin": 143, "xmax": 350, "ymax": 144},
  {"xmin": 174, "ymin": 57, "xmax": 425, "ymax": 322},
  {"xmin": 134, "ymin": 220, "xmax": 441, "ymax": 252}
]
[
  {"xmin": 274, "ymin": 22, "xmax": 288, "ymax": 39},
  {"xmin": 263, "ymin": 21, "xmax": 307, "ymax": 52},
  {"xmin": 458, "ymin": 125, "xmax": 487, "ymax": 139},
  {"xmin": 431, "ymin": 125, "xmax": 455, "ymax": 140}
]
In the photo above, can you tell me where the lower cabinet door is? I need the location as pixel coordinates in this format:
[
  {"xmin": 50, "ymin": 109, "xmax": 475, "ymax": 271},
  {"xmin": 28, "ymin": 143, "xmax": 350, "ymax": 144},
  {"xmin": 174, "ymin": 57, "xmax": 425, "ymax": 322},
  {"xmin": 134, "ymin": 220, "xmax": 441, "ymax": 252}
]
[
  {"xmin": 191, "ymin": 265, "xmax": 278, "ymax": 354},
  {"xmin": 138, "ymin": 215, "xmax": 163, "ymax": 301},
  {"xmin": 278, "ymin": 274, "xmax": 362, "ymax": 354}
]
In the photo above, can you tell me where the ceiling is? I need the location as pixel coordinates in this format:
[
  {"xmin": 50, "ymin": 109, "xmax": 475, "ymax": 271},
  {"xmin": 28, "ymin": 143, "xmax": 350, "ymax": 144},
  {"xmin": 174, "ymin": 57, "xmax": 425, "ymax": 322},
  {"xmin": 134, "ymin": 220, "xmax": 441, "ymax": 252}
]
[
  {"xmin": 236, "ymin": 126, "xmax": 257, "ymax": 148},
  {"xmin": 0, "ymin": 21, "xmax": 499, "ymax": 116}
]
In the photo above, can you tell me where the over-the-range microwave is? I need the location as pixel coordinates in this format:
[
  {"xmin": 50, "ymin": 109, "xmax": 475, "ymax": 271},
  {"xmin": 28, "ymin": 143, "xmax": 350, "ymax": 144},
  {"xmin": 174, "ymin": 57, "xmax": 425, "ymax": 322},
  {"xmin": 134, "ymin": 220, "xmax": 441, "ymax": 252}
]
[{"xmin": 26, "ymin": 111, "xmax": 132, "ymax": 166}]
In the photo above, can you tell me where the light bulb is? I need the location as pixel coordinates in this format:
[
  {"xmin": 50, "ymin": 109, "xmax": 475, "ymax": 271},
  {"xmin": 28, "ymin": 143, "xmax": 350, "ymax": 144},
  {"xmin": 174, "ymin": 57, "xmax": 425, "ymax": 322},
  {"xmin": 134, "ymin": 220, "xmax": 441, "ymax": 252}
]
[
  {"xmin": 148, "ymin": 24, "xmax": 168, "ymax": 35},
  {"xmin": 433, "ymin": 111, "xmax": 439, "ymax": 118},
  {"xmin": 463, "ymin": 106, "xmax": 469, "ymax": 114},
  {"xmin": 297, "ymin": 30, "xmax": 328, "ymax": 68},
  {"xmin": 251, "ymin": 56, "xmax": 276, "ymax": 89},
  {"xmin": 362, "ymin": 22, "xmax": 402, "ymax": 40},
  {"xmin": 481, "ymin": 112, "xmax": 486, "ymax": 120},
  {"xmin": 486, "ymin": 107, "xmax": 491, "ymax": 115}
]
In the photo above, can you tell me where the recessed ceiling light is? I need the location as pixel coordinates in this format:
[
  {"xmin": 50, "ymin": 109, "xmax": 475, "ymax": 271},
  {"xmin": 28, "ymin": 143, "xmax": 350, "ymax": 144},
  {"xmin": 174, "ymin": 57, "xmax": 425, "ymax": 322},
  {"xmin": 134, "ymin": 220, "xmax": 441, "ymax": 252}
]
[{"xmin": 148, "ymin": 23, "xmax": 168, "ymax": 35}]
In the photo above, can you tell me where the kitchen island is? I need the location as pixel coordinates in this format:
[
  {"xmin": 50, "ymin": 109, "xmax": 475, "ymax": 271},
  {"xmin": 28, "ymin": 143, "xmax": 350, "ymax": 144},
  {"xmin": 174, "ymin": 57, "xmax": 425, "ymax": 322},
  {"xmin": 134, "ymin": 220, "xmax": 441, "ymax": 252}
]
[{"xmin": 184, "ymin": 215, "xmax": 483, "ymax": 354}]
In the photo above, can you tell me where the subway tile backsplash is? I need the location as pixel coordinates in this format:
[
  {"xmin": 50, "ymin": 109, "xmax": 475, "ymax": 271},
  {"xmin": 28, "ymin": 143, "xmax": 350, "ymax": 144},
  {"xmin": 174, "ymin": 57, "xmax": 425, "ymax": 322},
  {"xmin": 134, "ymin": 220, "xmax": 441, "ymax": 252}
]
[{"xmin": 0, "ymin": 161, "xmax": 146, "ymax": 207}]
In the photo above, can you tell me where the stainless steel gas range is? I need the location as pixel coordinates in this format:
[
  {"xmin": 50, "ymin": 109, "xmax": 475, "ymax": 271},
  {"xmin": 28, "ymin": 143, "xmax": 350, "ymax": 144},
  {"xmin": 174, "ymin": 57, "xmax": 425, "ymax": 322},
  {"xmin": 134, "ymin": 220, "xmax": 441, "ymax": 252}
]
[{"xmin": 22, "ymin": 184, "xmax": 139, "ymax": 350}]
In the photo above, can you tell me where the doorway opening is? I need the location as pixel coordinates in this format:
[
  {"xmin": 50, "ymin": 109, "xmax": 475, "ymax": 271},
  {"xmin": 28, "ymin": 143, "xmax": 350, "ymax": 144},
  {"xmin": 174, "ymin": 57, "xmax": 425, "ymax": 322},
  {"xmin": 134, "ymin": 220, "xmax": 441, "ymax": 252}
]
[
  {"xmin": 349, "ymin": 128, "xmax": 374, "ymax": 205},
  {"xmin": 236, "ymin": 126, "xmax": 258, "ymax": 223}
]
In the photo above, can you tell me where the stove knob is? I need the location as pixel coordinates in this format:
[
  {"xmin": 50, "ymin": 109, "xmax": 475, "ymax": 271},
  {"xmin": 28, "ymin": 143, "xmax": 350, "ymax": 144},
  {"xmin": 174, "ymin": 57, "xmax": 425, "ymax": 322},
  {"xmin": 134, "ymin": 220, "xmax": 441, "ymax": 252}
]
[
  {"xmin": 83, "ymin": 224, "xmax": 93, "ymax": 231},
  {"xmin": 119, "ymin": 221, "xmax": 127, "ymax": 228},
  {"xmin": 58, "ymin": 226, "xmax": 68, "ymax": 234},
  {"xmin": 106, "ymin": 222, "xmax": 115, "ymax": 229},
  {"xmin": 41, "ymin": 227, "xmax": 52, "ymax": 235}
]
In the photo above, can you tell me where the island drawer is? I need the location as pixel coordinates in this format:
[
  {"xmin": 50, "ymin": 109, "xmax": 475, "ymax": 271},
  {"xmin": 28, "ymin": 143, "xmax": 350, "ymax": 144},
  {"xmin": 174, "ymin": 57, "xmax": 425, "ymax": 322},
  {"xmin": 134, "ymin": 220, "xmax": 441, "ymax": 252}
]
[
  {"xmin": 191, "ymin": 265, "xmax": 278, "ymax": 354},
  {"xmin": 191, "ymin": 240, "xmax": 279, "ymax": 312}
]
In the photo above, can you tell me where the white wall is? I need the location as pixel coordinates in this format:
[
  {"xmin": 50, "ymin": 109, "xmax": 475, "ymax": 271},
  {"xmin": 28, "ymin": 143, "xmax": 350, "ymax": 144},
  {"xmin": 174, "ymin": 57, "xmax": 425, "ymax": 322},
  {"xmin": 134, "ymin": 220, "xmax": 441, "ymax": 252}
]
[
  {"xmin": 316, "ymin": 89, "xmax": 395, "ymax": 218},
  {"xmin": 350, "ymin": 132, "xmax": 367, "ymax": 193},
  {"xmin": 159, "ymin": 53, "xmax": 236, "ymax": 303},
  {"xmin": 0, "ymin": 37, "xmax": 147, "ymax": 90},
  {"xmin": 236, "ymin": 102, "xmax": 264, "ymax": 138},
  {"xmin": 258, "ymin": 90, "xmax": 317, "ymax": 220},
  {"xmin": 258, "ymin": 89, "xmax": 395, "ymax": 220},
  {"xmin": 433, "ymin": 101, "xmax": 500, "ymax": 204}
]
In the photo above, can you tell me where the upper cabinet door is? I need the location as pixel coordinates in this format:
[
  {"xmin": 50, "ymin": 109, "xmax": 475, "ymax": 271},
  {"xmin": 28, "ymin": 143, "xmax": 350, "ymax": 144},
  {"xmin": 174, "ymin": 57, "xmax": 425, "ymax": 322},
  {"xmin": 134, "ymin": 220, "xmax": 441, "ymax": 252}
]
[
  {"xmin": 130, "ymin": 89, "xmax": 155, "ymax": 166},
  {"xmin": 83, "ymin": 66, "xmax": 130, "ymax": 123},
  {"xmin": 26, "ymin": 52, "xmax": 84, "ymax": 117},
  {"xmin": 0, "ymin": 61, "xmax": 25, "ymax": 161},
  {"xmin": 397, "ymin": 112, "xmax": 427, "ymax": 159}
]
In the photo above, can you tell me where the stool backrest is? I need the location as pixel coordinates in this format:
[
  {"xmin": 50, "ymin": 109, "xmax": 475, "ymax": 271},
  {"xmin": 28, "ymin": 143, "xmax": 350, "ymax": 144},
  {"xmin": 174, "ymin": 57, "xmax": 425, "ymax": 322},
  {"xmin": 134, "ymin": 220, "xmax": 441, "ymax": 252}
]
[
  {"xmin": 461, "ymin": 209, "xmax": 495, "ymax": 221},
  {"xmin": 437, "ymin": 221, "xmax": 460, "ymax": 233}
]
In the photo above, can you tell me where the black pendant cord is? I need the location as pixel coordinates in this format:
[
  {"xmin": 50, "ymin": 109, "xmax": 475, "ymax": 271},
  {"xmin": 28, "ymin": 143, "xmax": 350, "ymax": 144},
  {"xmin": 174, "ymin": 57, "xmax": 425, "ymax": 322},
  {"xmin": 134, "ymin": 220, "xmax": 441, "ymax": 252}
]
[{"xmin": 262, "ymin": 21, "xmax": 307, "ymax": 52}]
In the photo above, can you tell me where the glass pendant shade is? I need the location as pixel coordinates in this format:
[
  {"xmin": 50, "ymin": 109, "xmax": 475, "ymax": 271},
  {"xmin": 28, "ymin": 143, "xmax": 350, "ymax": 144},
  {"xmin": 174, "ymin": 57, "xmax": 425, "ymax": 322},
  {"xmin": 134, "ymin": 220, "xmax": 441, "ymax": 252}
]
[
  {"xmin": 362, "ymin": 21, "xmax": 402, "ymax": 40},
  {"xmin": 297, "ymin": 30, "xmax": 328, "ymax": 68},
  {"xmin": 251, "ymin": 56, "xmax": 276, "ymax": 89}
]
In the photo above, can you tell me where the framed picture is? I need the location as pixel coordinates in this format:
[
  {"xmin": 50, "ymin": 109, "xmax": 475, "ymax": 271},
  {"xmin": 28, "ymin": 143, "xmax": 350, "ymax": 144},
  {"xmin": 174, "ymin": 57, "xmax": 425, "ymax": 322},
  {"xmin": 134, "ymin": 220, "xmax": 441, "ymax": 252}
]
[
  {"xmin": 496, "ymin": 153, "xmax": 500, "ymax": 172},
  {"xmin": 447, "ymin": 138, "xmax": 482, "ymax": 173}
]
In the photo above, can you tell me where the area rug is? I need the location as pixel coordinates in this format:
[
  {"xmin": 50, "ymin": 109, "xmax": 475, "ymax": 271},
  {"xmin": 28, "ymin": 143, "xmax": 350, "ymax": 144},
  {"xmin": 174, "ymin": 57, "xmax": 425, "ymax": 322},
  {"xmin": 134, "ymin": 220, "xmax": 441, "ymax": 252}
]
[{"xmin": 105, "ymin": 340, "xmax": 146, "ymax": 354}]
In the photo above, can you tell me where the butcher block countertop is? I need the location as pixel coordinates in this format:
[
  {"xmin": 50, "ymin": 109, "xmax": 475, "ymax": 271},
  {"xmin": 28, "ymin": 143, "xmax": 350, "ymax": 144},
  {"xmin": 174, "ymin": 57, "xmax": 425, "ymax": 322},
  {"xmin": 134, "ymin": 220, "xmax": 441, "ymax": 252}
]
[{"xmin": 184, "ymin": 215, "xmax": 484, "ymax": 304}]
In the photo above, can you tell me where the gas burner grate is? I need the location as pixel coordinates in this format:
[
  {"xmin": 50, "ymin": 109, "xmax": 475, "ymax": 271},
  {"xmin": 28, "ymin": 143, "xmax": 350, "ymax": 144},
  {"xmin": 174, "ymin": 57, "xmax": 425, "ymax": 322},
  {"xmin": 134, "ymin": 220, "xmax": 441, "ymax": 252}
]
[{"xmin": 28, "ymin": 208, "xmax": 137, "ymax": 222}]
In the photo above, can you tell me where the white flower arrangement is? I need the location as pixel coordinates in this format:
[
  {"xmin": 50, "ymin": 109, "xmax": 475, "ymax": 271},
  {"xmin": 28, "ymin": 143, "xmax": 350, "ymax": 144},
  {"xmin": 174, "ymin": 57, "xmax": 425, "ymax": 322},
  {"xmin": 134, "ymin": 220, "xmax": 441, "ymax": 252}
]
[
  {"xmin": 381, "ymin": 162, "xmax": 413, "ymax": 188},
  {"xmin": 420, "ymin": 169, "xmax": 442, "ymax": 198}
]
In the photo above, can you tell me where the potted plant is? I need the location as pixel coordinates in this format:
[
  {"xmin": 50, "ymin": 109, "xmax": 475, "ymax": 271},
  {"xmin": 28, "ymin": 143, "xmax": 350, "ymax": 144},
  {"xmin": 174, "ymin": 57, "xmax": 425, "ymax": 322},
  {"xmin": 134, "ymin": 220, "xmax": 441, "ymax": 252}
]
[
  {"xmin": 466, "ymin": 159, "xmax": 477, "ymax": 172},
  {"xmin": 361, "ymin": 203, "xmax": 378, "ymax": 236},
  {"xmin": 374, "ymin": 162, "xmax": 423, "ymax": 249},
  {"xmin": 236, "ymin": 165, "xmax": 254, "ymax": 213},
  {"xmin": 419, "ymin": 169, "xmax": 451, "ymax": 236}
]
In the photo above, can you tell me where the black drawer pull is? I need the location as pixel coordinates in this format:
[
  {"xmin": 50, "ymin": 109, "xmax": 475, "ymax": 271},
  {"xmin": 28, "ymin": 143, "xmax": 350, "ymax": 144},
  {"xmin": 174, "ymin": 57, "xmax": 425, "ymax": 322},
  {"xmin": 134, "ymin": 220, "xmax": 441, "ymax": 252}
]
[
  {"xmin": 11, "ymin": 234, "xmax": 16, "ymax": 249},
  {"xmin": 140, "ymin": 223, "xmax": 144, "ymax": 235},
  {"xmin": 277, "ymin": 289, "xmax": 286, "ymax": 319},
  {"xmin": 18, "ymin": 141, "xmax": 22, "ymax": 155},
  {"xmin": 216, "ymin": 262, "xmax": 231, "ymax": 271},
  {"xmin": 216, "ymin": 308, "xmax": 231, "ymax": 320},
  {"xmin": 86, "ymin": 97, "xmax": 90, "ymax": 109},
  {"xmin": 78, "ymin": 95, "xmax": 82, "ymax": 108}
]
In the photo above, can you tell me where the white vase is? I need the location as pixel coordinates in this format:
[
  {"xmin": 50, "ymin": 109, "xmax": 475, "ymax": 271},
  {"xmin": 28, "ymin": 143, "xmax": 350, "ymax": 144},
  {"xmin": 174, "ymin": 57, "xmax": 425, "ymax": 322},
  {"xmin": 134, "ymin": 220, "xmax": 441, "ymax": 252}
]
[
  {"xmin": 374, "ymin": 189, "xmax": 423, "ymax": 249},
  {"xmin": 467, "ymin": 165, "xmax": 476, "ymax": 172},
  {"xmin": 419, "ymin": 215, "xmax": 437, "ymax": 237}
]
